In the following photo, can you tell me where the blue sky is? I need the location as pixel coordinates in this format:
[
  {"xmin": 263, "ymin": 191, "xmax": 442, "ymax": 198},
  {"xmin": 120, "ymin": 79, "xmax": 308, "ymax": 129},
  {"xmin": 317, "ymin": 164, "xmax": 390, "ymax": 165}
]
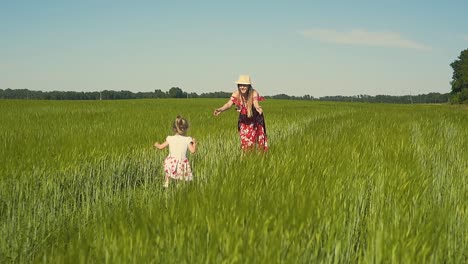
[{"xmin": 1, "ymin": 0, "xmax": 467, "ymax": 97}]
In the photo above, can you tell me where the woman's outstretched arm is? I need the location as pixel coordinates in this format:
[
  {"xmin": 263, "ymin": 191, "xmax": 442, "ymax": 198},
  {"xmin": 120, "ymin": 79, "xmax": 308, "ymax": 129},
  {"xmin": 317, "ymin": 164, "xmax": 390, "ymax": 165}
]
[{"xmin": 213, "ymin": 91, "xmax": 237, "ymax": 116}]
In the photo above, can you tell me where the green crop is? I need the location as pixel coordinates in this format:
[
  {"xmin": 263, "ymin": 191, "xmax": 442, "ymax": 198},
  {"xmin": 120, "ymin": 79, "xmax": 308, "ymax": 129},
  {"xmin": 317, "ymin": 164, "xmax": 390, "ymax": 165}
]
[{"xmin": 0, "ymin": 99, "xmax": 466, "ymax": 263}]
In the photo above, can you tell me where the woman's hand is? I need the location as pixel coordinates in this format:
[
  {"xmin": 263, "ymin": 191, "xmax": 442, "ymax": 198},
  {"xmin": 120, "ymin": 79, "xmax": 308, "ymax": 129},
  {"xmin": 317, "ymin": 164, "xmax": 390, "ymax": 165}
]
[
  {"xmin": 255, "ymin": 106, "xmax": 263, "ymax": 115},
  {"xmin": 213, "ymin": 108, "xmax": 222, "ymax": 116},
  {"xmin": 214, "ymin": 99, "xmax": 234, "ymax": 116}
]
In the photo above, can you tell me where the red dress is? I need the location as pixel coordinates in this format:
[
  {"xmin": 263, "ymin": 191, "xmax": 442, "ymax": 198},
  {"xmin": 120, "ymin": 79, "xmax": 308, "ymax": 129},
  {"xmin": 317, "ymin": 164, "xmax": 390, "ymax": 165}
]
[{"xmin": 230, "ymin": 96, "xmax": 269, "ymax": 151}]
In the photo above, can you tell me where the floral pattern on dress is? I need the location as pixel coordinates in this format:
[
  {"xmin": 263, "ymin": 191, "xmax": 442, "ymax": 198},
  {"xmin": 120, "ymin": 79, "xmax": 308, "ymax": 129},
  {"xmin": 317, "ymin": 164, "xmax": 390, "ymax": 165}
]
[
  {"xmin": 230, "ymin": 95, "xmax": 269, "ymax": 151},
  {"xmin": 164, "ymin": 156, "xmax": 193, "ymax": 180}
]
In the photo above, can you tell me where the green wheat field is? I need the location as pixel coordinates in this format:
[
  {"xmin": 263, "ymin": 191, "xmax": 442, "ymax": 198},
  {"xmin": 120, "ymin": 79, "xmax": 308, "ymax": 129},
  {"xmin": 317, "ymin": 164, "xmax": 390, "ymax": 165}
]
[{"xmin": 0, "ymin": 99, "xmax": 467, "ymax": 263}]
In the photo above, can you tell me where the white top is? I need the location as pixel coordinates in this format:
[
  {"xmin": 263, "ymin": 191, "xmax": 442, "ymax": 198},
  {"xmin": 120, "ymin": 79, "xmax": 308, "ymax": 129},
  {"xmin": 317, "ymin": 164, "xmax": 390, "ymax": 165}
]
[{"xmin": 166, "ymin": 134, "xmax": 193, "ymax": 160}]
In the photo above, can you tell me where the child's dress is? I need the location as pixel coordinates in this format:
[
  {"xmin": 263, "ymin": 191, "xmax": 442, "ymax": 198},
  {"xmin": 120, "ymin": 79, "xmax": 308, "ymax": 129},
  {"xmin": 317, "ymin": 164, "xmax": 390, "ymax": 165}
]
[{"xmin": 164, "ymin": 135, "xmax": 193, "ymax": 181}]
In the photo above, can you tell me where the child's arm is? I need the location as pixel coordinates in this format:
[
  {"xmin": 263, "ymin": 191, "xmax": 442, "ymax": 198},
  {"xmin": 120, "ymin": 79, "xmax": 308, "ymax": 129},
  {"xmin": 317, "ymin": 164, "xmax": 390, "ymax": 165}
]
[
  {"xmin": 188, "ymin": 138, "xmax": 197, "ymax": 154},
  {"xmin": 154, "ymin": 141, "xmax": 168, "ymax": 150},
  {"xmin": 213, "ymin": 91, "xmax": 237, "ymax": 116}
]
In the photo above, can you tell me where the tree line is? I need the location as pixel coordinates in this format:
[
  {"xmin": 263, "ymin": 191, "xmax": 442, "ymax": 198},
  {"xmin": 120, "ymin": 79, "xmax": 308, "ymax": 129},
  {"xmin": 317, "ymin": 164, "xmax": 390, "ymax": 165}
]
[
  {"xmin": 0, "ymin": 87, "xmax": 230, "ymax": 100},
  {"xmin": 1, "ymin": 48, "xmax": 466, "ymax": 104},
  {"xmin": 0, "ymin": 87, "xmax": 451, "ymax": 104},
  {"xmin": 266, "ymin": 93, "xmax": 452, "ymax": 103}
]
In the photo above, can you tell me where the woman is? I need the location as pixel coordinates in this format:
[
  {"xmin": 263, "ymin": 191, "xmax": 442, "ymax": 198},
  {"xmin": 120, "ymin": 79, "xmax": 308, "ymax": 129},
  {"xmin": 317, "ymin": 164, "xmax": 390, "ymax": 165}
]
[{"xmin": 213, "ymin": 75, "xmax": 268, "ymax": 151}]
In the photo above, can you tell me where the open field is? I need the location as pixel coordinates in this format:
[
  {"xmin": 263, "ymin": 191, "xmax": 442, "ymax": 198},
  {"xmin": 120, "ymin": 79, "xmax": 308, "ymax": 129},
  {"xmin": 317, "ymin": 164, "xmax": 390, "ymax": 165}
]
[{"xmin": 0, "ymin": 99, "xmax": 467, "ymax": 263}]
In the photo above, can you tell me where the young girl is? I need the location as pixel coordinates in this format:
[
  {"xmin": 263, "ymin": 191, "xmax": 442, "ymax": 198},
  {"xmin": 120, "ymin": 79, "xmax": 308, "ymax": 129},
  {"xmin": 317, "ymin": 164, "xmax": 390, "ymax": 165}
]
[{"xmin": 154, "ymin": 116, "xmax": 197, "ymax": 188}]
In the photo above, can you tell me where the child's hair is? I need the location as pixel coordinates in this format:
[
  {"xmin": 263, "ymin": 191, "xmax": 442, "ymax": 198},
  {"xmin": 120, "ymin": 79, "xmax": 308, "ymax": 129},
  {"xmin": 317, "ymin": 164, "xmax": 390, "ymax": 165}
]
[{"xmin": 173, "ymin": 115, "xmax": 189, "ymax": 135}]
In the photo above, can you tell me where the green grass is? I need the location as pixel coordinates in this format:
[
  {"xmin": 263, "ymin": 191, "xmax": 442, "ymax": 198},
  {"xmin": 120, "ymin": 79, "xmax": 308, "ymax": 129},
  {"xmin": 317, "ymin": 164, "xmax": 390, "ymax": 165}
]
[{"xmin": 0, "ymin": 99, "xmax": 467, "ymax": 263}]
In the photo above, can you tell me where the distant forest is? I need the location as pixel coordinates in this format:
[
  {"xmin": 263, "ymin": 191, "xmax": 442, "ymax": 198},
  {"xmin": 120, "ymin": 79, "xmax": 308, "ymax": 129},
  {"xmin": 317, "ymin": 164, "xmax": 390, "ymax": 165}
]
[{"xmin": 0, "ymin": 87, "xmax": 451, "ymax": 104}]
